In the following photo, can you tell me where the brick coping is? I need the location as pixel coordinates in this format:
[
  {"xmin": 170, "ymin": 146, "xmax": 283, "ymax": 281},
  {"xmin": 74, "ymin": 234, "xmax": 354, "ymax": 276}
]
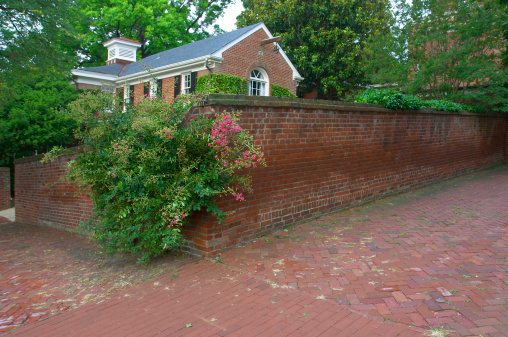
[
  {"xmin": 197, "ymin": 93, "xmax": 502, "ymax": 118},
  {"xmin": 14, "ymin": 145, "xmax": 85, "ymax": 165}
]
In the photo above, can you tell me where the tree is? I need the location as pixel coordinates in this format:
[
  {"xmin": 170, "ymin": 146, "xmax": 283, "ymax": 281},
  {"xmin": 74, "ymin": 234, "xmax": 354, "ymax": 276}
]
[
  {"xmin": 0, "ymin": 76, "xmax": 79, "ymax": 168},
  {"xmin": 0, "ymin": 0, "xmax": 80, "ymax": 83},
  {"xmin": 237, "ymin": 0, "xmax": 392, "ymax": 100},
  {"xmin": 366, "ymin": 0, "xmax": 508, "ymax": 111},
  {"xmin": 78, "ymin": 0, "xmax": 233, "ymax": 67}
]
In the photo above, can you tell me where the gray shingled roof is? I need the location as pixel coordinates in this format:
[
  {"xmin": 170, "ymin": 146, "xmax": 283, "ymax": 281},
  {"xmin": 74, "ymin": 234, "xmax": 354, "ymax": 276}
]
[
  {"xmin": 77, "ymin": 63, "xmax": 125, "ymax": 75},
  {"xmin": 120, "ymin": 23, "xmax": 263, "ymax": 77},
  {"xmin": 77, "ymin": 23, "xmax": 264, "ymax": 78}
]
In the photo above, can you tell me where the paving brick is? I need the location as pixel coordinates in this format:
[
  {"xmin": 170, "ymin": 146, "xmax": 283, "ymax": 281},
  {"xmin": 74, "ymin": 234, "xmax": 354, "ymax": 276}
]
[{"xmin": 5, "ymin": 164, "xmax": 508, "ymax": 336}]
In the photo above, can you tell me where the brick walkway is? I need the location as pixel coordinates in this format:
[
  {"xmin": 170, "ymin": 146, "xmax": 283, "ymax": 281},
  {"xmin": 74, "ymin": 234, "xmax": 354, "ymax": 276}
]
[
  {"xmin": 0, "ymin": 223, "xmax": 191, "ymax": 335},
  {"xmin": 4, "ymin": 164, "xmax": 508, "ymax": 336}
]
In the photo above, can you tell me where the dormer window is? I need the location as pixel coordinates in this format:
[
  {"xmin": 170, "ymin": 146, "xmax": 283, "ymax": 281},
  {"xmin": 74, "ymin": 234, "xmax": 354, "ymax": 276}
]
[{"xmin": 249, "ymin": 68, "xmax": 268, "ymax": 96}]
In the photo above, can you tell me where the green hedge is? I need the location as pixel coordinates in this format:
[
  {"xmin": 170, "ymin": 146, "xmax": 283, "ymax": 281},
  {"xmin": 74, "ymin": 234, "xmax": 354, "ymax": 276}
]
[
  {"xmin": 354, "ymin": 89, "xmax": 422, "ymax": 110},
  {"xmin": 271, "ymin": 84, "xmax": 296, "ymax": 97},
  {"xmin": 354, "ymin": 89, "xmax": 481, "ymax": 112},
  {"xmin": 196, "ymin": 74, "xmax": 248, "ymax": 95}
]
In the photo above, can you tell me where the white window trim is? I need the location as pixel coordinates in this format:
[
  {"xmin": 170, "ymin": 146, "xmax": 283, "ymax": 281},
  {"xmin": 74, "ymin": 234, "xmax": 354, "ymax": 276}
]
[
  {"xmin": 249, "ymin": 68, "xmax": 269, "ymax": 96},
  {"xmin": 182, "ymin": 73, "xmax": 191, "ymax": 94},
  {"xmin": 150, "ymin": 80, "xmax": 157, "ymax": 97}
]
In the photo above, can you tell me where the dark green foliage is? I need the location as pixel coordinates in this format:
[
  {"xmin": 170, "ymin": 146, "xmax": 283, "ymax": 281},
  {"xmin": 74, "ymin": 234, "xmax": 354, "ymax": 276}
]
[
  {"xmin": 0, "ymin": 76, "xmax": 79, "ymax": 168},
  {"xmin": 196, "ymin": 74, "xmax": 248, "ymax": 94},
  {"xmin": 238, "ymin": 0, "xmax": 392, "ymax": 100},
  {"xmin": 366, "ymin": 0, "xmax": 508, "ymax": 112},
  {"xmin": 46, "ymin": 92, "xmax": 265, "ymax": 262},
  {"xmin": 354, "ymin": 89, "xmax": 422, "ymax": 110},
  {"xmin": 354, "ymin": 89, "xmax": 480, "ymax": 112},
  {"xmin": 271, "ymin": 85, "xmax": 296, "ymax": 98},
  {"xmin": 420, "ymin": 100, "xmax": 464, "ymax": 113},
  {"xmin": 78, "ymin": 0, "xmax": 233, "ymax": 67},
  {"xmin": 0, "ymin": 0, "xmax": 80, "ymax": 83}
]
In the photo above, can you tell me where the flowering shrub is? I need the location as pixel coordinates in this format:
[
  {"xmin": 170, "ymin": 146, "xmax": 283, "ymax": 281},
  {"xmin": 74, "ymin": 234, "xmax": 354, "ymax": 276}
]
[{"xmin": 50, "ymin": 91, "xmax": 265, "ymax": 262}]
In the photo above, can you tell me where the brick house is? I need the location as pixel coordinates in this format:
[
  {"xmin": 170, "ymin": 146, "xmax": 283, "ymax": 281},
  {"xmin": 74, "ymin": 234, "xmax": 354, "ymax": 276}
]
[{"xmin": 72, "ymin": 23, "xmax": 302, "ymax": 102}]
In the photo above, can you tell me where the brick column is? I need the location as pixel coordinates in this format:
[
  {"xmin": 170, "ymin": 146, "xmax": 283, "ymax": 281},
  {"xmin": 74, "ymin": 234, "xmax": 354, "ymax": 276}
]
[{"xmin": 0, "ymin": 167, "xmax": 11, "ymax": 210}]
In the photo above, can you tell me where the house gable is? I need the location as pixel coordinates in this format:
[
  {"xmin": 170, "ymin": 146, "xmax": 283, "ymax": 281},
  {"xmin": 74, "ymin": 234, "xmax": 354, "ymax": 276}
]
[{"xmin": 213, "ymin": 27, "xmax": 299, "ymax": 96}]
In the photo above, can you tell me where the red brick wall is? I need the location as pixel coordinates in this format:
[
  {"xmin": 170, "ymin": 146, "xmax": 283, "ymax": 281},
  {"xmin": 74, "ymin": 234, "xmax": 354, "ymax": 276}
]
[
  {"xmin": 0, "ymin": 167, "xmax": 10, "ymax": 210},
  {"xmin": 13, "ymin": 97, "xmax": 507, "ymax": 257},
  {"xmin": 214, "ymin": 28, "xmax": 298, "ymax": 95},
  {"xmin": 181, "ymin": 97, "xmax": 507, "ymax": 256},
  {"xmin": 161, "ymin": 77, "xmax": 175, "ymax": 102},
  {"xmin": 14, "ymin": 151, "xmax": 93, "ymax": 230},
  {"xmin": 133, "ymin": 83, "xmax": 145, "ymax": 104}
]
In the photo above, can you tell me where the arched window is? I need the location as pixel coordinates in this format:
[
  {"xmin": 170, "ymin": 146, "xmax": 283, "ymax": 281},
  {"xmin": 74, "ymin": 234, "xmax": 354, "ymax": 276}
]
[{"xmin": 249, "ymin": 68, "xmax": 268, "ymax": 96}]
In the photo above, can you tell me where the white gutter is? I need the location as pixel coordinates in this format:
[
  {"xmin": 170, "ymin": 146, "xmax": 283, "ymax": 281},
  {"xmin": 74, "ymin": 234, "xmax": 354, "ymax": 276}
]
[
  {"xmin": 72, "ymin": 69, "xmax": 119, "ymax": 81},
  {"xmin": 117, "ymin": 55, "xmax": 223, "ymax": 82}
]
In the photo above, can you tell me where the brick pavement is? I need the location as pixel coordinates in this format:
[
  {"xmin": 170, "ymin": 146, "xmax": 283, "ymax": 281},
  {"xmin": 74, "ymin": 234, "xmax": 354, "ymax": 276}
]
[
  {"xmin": 0, "ymin": 222, "xmax": 190, "ymax": 335},
  {"xmin": 3, "ymin": 164, "xmax": 508, "ymax": 336},
  {"xmin": 219, "ymin": 164, "xmax": 508, "ymax": 336}
]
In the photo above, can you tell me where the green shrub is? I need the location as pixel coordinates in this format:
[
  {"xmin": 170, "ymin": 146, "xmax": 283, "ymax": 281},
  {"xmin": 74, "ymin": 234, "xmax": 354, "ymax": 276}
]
[
  {"xmin": 354, "ymin": 89, "xmax": 477, "ymax": 112},
  {"xmin": 196, "ymin": 74, "xmax": 248, "ymax": 95},
  {"xmin": 461, "ymin": 104, "xmax": 488, "ymax": 113},
  {"xmin": 271, "ymin": 84, "xmax": 296, "ymax": 97},
  {"xmin": 420, "ymin": 100, "xmax": 464, "ymax": 112},
  {"xmin": 45, "ymin": 92, "xmax": 265, "ymax": 262},
  {"xmin": 354, "ymin": 89, "xmax": 422, "ymax": 110}
]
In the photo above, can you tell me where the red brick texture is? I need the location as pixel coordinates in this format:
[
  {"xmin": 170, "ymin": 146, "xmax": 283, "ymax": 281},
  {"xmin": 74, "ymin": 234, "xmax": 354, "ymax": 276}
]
[
  {"xmin": 13, "ymin": 97, "xmax": 507, "ymax": 258},
  {"xmin": 0, "ymin": 167, "xmax": 10, "ymax": 210},
  {"xmin": 14, "ymin": 151, "xmax": 93, "ymax": 230},
  {"xmin": 181, "ymin": 96, "xmax": 507, "ymax": 256},
  {"xmin": 214, "ymin": 28, "xmax": 298, "ymax": 95}
]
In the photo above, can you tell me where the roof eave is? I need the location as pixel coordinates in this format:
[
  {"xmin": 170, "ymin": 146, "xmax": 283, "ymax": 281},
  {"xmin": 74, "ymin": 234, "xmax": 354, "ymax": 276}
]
[
  {"xmin": 72, "ymin": 69, "xmax": 119, "ymax": 81},
  {"xmin": 116, "ymin": 55, "xmax": 223, "ymax": 82}
]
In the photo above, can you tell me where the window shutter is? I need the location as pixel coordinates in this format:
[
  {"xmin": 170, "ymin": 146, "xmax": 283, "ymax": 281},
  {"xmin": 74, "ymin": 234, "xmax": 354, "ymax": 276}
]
[
  {"xmin": 157, "ymin": 79, "xmax": 163, "ymax": 97},
  {"xmin": 129, "ymin": 85, "xmax": 134, "ymax": 105},
  {"xmin": 144, "ymin": 82, "xmax": 149, "ymax": 97},
  {"xmin": 174, "ymin": 75, "xmax": 181, "ymax": 98},
  {"xmin": 190, "ymin": 71, "xmax": 197, "ymax": 93}
]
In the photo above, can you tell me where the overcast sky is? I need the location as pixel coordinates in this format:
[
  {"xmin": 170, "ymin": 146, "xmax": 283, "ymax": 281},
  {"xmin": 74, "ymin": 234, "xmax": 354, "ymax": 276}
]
[{"xmin": 215, "ymin": 1, "xmax": 245, "ymax": 32}]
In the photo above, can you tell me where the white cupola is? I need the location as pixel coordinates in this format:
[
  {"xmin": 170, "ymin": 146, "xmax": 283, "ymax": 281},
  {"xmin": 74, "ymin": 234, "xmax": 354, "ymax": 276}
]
[{"xmin": 103, "ymin": 37, "xmax": 142, "ymax": 65}]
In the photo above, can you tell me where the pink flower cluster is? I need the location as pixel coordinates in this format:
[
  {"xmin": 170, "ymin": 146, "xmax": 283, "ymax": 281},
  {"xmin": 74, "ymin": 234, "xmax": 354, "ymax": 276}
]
[
  {"xmin": 209, "ymin": 115, "xmax": 242, "ymax": 153},
  {"xmin": 162, "ymin": 211, "xmax": 186, "ymax": 228},
  {"xmin": 162, "ymin": 128, "xmax": 173, "ymax": 140},
  {"xmin": 112, "ymin": 139, "xmax": 130, "ymax": 156},
  {"xmin": 232, "ymin": 191, "xmax": 244, "ymax": 201}
]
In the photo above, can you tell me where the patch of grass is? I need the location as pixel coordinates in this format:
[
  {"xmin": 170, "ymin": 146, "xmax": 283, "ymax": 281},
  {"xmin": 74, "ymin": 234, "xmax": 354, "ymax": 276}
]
[
  {"xmin": 360, "ymin": 231, "xmax": 368, "ymax": 236},
  {"xmin": 423, "ymin": 326, "xmax": 454, "ymax": 337},
  {"xmin": 316, "ymin": 234, "xmax": 323, "ymax": 238},
  {"xmin": 449, "ymin": 289, "xmax": 459, "ymax": 294},
  {"xmin": 357, "ymin": 218, "xmax": 366, "ymax": 222},
  {"xmin": 264, "ymin": 238, "xmax": 271, "ymax": 243}
]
